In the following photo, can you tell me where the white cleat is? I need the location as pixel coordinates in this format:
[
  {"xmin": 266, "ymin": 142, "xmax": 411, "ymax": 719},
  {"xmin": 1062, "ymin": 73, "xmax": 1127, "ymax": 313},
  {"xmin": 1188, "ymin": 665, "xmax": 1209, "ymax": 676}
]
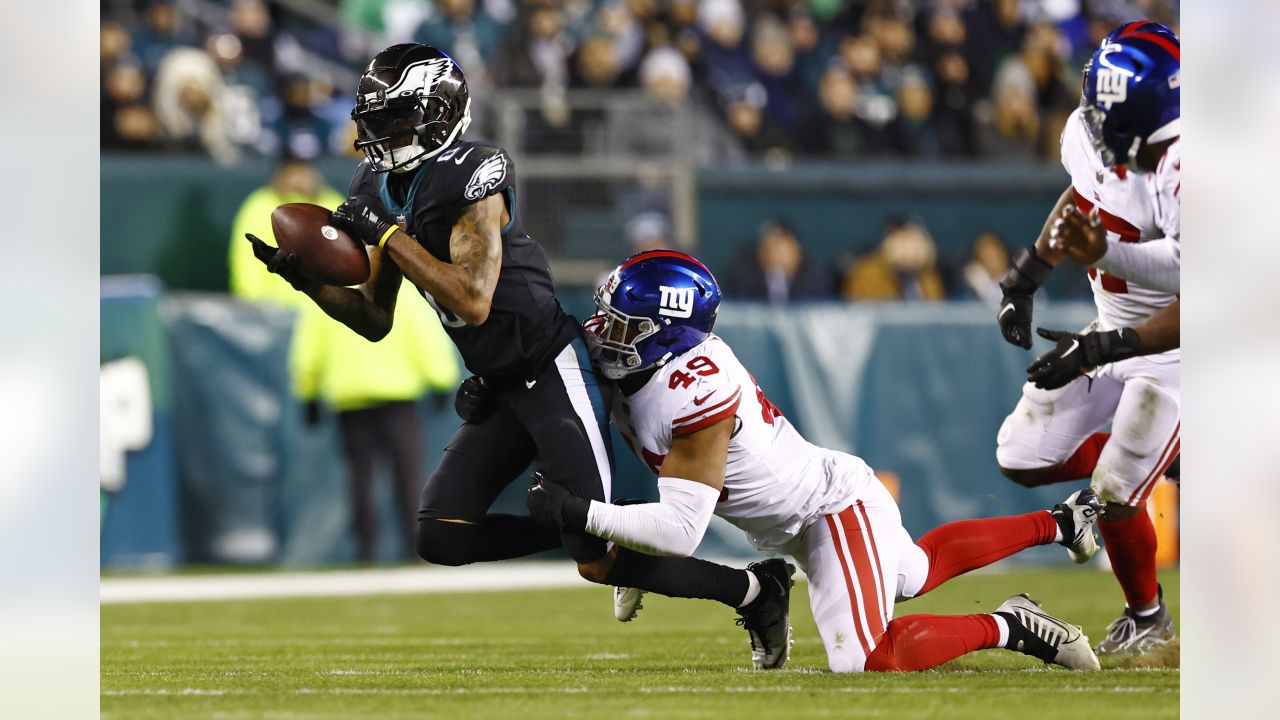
[
  {"xmin": 614, "ymin": 586, "xmax": 645, "ymax": 622},
  {"xmin": 1051, "ymin": 488, "xmax": 1102, "ymax": 564},
  {"xmin": 996, "ymin": 593, "xmax": 1101, "ymax": 671}
]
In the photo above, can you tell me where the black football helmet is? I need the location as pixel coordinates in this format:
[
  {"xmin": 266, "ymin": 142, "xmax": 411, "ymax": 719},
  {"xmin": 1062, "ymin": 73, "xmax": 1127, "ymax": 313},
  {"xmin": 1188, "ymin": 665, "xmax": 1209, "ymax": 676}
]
[{"xmin": 351, "ymin": 44, "xmax": 471, "ymax": 173}]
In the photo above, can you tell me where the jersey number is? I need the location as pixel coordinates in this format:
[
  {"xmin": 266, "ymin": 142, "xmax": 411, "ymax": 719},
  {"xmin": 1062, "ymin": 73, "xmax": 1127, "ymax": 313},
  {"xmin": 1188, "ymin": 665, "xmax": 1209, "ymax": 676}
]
[
  {"xmin": 749, "ymin": 373, "xmax": 783, "ymax": 426},
  {"xmin": 420, "ymin": 289, "xmax": 467, "ymax": 328},
  {"xmin": 669, "ymin": 355, "xmax": 719, "ymax": 389}
]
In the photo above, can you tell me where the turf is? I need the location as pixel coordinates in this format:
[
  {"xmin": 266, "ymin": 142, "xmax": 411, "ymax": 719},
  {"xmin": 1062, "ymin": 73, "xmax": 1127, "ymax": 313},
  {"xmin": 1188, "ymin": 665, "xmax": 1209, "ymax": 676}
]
[{"xmin": 102, "ymin": 567, "xmax": 1178, "ymax": 719}]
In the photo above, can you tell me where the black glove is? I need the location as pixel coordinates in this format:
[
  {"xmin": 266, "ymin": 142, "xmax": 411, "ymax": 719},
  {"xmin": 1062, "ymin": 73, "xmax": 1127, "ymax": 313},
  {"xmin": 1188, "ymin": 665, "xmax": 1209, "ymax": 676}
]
[
  {"xmin": 1027, "ymin": 327, "xmax": 1142, "ymax": 390},
  {"xmin": 454, "ymin": 375, "xmax": 498, "ymax": 424},
  {"xmin": 527, "ymin": 470, "xmax": 590, "ymax": 531},
  {"xmin": 331, "ymin": 196, "xmax": 398, "ymax": 248},
  {"xmin": 246, "ymin": 233, "xmax": 312, "ymax": 291},
  {"xmin": 997, "ymin": 247, "xmax": 1054, "ymax": 349}
]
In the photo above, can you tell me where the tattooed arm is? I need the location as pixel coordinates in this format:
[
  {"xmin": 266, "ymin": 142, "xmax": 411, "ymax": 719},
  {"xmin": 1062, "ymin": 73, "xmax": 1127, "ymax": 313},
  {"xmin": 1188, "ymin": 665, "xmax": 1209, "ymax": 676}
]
[{"xmin": 381, "ymin": 193, "xmax": 506, "ymax": 326}]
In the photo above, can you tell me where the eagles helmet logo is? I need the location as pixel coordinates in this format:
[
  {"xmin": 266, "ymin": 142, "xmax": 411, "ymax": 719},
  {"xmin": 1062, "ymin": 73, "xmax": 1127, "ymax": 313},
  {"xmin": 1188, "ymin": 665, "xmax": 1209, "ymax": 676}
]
[
  {"xmin": 363, "ymin": 57, "xmax": 453, "ymax": 105},
  {"xmin": 464, "ymin": 154, "xmax": 507, "ymax": 201}
]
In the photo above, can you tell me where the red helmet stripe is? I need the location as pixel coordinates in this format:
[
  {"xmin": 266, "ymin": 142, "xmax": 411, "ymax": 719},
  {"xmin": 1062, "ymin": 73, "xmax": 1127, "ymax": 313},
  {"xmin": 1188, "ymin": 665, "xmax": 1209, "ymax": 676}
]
[
  {"xmin": 619, "ymin": 249, "xmax": 710, "ymax": 273},
  {"xmin": 1127, "ymin": 32, "xmax": 1180, "ymax": 61}
]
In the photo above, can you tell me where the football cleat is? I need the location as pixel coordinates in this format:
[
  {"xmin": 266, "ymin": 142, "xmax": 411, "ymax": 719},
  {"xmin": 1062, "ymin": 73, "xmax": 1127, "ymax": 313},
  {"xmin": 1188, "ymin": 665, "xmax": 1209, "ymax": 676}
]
[
  {"xmin": 614, "ymin": 585, "xmax": 645, "ymax": 622},
  {"xmin": 996, "ymin": 593, "xmax": 1101, "ymax": 670},
  {"xmin": 1051, "ymin": 488, "xmax": 1102, "ymax": 564},
  {"xmin": 735, "ymin": 558, "xmax": 795, "ymax": 670},
  {"xmin": 1095, "ymin": 586, "xmax": 1176, "ymax": 656}
]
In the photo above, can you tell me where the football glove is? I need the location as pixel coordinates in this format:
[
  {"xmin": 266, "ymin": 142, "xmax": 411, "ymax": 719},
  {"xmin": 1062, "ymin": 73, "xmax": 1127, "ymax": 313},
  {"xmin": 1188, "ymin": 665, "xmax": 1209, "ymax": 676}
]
[
  {"xmin": 331, "ymin": 196, "xmax": 399, "ymax": 248},
  {"xmin": 1026, "ymin": 327, "xmax": 1142, "ymax": 390},
  {"xmin": 245, "ymin": 233, "xmax": 312, "ymax": 292},
  {"xmin": 527, "ymin": 470, "xmax": 590, "ymax": 531},
  {"xmin": 997, "ymin": 247, "xmax": 1054, "ymax": 349},
  {"xmin": 454, "ymin": 375, "xmax": 498, "ymax": 424}
]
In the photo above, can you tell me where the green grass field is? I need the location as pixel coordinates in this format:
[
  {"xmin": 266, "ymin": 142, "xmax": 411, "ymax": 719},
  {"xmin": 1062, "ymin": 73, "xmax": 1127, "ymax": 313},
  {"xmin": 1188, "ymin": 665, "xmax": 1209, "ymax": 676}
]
[{"xmin": 102, "ymin": 567, "xmax": 1178, "ymax": 719}]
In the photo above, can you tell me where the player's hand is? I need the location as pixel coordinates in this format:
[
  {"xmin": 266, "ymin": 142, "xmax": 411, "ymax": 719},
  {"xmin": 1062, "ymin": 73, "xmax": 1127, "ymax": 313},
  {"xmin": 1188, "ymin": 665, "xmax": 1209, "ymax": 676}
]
[
  {"xmin": 1026, "ymin": 326, "xmax": 1142, "ymax": 390},
  {"xmin": 245, "ymin": 233, "xmax": 312, "ymax": 292},
  {"xmin": 331, "ymin": 196, "xmax": 398, "ymax": 248},
  {"xmin": 996, "ymin": 248, "xmax": 1053, "ymax": 349},
  {"xmin": 454, "ymin": 375, "xmax": 498, "ymax": 424},
  {"xmin": 1049, "ymin": 204, "xmax": 1107, "ymax": 265},
  {"xmin": 527, "ymin": 470, "xmax": 590, "ymax": 531}
]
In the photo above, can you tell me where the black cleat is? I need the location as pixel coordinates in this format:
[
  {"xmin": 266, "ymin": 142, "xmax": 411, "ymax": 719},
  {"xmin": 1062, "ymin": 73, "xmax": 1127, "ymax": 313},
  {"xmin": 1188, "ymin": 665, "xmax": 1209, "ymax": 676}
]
[{"xmin": 735, "ymin": 558, "xmax": 795, "ymax": 670}]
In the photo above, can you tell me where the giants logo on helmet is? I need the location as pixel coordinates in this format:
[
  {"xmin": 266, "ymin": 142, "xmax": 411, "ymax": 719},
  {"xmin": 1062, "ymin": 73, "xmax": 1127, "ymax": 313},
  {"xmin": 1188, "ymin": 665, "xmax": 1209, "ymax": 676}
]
[
  {"xmin": 658, "ymin": 286, "xmax": 696, "ymax": 318},
  {"xmin": 1095, "ymin": 68, "xmax": 1129, "ymax": 109}
]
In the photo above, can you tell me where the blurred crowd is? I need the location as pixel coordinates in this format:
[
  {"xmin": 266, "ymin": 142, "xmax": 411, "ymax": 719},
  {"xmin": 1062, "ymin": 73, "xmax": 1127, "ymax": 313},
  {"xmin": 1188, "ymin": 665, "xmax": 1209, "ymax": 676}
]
[{"xmin": 102, "ymin": 0, "xmax": 1179, "ymax": 165}]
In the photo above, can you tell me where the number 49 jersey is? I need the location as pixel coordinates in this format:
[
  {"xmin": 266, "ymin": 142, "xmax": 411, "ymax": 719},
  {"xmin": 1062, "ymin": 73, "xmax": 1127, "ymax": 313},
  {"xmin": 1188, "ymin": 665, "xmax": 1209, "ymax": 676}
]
[
  {"xmin": 612, "ymin": 335, "xmax": 872, "ymax": 552},
  {"xmin": 1060, "ymin": 107, "xmax": 1178, "ymax": 337}
]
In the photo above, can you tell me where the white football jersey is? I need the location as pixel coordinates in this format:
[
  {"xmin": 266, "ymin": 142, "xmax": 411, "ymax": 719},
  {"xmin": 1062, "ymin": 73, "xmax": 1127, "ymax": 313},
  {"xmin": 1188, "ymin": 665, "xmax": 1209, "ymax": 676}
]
[
  {"xmin": 1150, "ymin": 139, "xmax": 1180, "ymax": 243},
  {"xmin": 612, "ymin": 335, "xmax": 871, "ymax": 552},
  {"xmin": 1060, "ymin": 107, "xmax": 1179, "ymax": 334}
]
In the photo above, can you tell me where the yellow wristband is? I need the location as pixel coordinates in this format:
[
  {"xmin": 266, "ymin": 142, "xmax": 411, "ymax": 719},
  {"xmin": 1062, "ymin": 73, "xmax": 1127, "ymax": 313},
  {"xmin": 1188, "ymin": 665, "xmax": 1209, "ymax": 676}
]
[{"xmin": 377, "ymin": 225, "xmax": 398, "ymax": 248}]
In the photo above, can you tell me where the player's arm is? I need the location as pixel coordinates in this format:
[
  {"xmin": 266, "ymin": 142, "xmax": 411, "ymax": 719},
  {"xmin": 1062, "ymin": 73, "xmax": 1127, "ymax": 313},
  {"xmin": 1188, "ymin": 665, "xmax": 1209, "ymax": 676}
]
[
  {"xmin": 383, "ymin": 194, "xmax": 503, "ymax": 326},
  {"xmin": 242, "ymin": 231, "xmax": 401, "ymax": 341},
  {"xmin": 302, "ymin": 246, "xmax": 403, "ymax": 341},
  {"xmin": 330, "ymin": 194, "xmax": 503, "ymax": 326},
  {"xmin": 527, "ymin": 418, "xmax": 732, "ymax": 557},
  {"xmin": 1027, "ymin": 298, "xmax": 1179, "ymax": 389},
  {"xmin": 996, "ymin": 186, "xmax": 1073, "ymax": 349}
]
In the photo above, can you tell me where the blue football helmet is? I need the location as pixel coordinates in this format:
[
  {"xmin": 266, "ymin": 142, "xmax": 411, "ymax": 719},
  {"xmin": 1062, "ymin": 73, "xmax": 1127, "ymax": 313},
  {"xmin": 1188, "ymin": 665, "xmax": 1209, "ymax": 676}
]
[
  {"xmin": 586, "ymin": 250, "xmax": 721, "ymax": 380},
  {"xmin": 1082, "ymin": 29, "xmax": 1180, "ymax": 169}
]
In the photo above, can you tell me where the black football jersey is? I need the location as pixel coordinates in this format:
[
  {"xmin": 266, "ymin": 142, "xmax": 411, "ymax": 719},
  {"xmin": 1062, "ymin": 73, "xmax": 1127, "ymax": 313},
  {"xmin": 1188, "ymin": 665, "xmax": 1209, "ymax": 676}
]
[{"xmin": 347, "ymin": 141, "xmax": 577, "ymax": 383}]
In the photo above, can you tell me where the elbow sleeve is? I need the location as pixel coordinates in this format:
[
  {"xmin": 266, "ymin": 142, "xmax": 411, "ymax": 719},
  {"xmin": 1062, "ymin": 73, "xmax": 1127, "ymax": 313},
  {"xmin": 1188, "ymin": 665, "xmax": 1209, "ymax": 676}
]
[
  {"xmin": 1094, "ymin": 237, "xmax": 1180, "ymax": 293},
  {"xmin": 585, "ymin": 477, "xmax": 720, "ymax": 557}
]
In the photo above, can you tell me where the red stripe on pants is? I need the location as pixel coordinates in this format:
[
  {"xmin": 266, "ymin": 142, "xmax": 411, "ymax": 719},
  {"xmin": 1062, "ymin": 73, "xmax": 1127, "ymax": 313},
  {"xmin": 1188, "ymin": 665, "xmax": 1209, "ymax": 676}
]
[{"xmin": 826, "ymin": 514, "xmax": 874, "ymax": 658}]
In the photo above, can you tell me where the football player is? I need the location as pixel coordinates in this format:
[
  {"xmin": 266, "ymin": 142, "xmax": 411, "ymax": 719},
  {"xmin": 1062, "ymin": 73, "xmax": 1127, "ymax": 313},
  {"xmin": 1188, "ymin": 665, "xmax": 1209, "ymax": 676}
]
[
  {"xmin": 993, "ymin": 25, "xmax": 1180, "ymax": 656},
  {"xmin": 245, "ymin": 45, "xmax": 768, "ymax": 620},
  {"xmin": 528, "ymin": 250, "xmax": 1104, "ymax": 673}
]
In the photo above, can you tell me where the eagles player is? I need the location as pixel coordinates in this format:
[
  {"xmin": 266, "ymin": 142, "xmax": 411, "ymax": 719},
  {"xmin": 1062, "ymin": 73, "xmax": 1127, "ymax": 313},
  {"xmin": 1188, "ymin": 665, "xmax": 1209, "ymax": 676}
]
[
  {"xmin": 246, "ymin": 45, "xmax": 767, "ymax": 613},
  {"xmin": 993, "ymin": 26, "xmax": 1180, "ymax": 656},
  {"xmin": 528, "ymin": 250, "xmax": 1103, "ymax": 673}
]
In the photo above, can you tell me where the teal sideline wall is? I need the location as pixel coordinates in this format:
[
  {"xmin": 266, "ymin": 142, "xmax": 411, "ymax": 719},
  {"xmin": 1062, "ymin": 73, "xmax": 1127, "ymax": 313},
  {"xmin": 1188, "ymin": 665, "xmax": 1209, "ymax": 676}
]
[
  {"xmin": 101, "ymin": 292, "xmax": 1096, "ymax": 568},
  {"xmin": 101, "ymin": 156, "xmax": 1090, "ymax": 298}
]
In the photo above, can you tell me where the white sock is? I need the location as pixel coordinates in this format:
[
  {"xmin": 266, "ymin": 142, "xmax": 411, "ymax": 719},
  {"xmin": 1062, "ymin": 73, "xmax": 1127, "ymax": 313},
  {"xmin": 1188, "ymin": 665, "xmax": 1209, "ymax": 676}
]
[
  {"xmin": 991, "ymin": 613, "xmax": 1011, "ymax": 647},
  {"xmin": 1053, "ymin": 524, "xmax": 1064, "ymax": 543},
  {"xmin": 738, "ymin": 570, "xmax": 762, "ymax": 607},
  {"xmin": 1134, "ymin": 604, "xmax": 1161, "ymax": 618}
]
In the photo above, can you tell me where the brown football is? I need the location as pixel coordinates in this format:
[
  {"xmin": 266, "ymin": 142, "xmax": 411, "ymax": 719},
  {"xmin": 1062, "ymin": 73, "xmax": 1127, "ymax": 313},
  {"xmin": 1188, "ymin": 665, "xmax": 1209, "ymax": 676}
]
[{"xmin": 270, "ymin": 203, "xmax": 370, "ymax": 286}]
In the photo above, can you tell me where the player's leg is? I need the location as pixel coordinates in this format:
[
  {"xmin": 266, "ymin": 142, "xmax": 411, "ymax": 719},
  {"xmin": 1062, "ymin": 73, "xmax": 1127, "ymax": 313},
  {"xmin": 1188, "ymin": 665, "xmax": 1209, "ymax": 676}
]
[
  {"xmin": 996, "ymin": 375, "xmax": 1122, "ymax": 487},
  {"xmin": 416, "ymin": 404, "xmax": 561, "ymax": 566},
  {"xmin": 804, "ymin": 483, "xmax": 1098, "ymax": 672},
  {"xmin": 337, "ymin": 408, "xmax": 378, "ymax": 564},
  {"xmin": 1091, "ymin": 363, "xmax": 1180, "ymax": 654},
  {"xmin": 899, "ymin": 488, "xmax": 1100, "ymax": 598},
  {"xmin": 380, "ymin": 401, "xmax": 426, "ymax": 561}
]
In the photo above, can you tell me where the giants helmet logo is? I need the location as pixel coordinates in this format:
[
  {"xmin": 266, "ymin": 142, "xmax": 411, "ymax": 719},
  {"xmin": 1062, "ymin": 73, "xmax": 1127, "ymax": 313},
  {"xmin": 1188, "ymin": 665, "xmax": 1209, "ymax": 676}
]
[{"xmin": 658, "ymin": 286, "xmax": 696, "ymax": 318}]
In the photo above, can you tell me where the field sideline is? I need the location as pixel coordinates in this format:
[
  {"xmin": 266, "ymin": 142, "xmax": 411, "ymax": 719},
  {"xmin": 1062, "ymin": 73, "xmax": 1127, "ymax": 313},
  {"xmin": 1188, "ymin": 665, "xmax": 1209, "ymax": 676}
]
[{"xmin": 102, "ymin": 566, "xmax": 1178, "ymax": 719}]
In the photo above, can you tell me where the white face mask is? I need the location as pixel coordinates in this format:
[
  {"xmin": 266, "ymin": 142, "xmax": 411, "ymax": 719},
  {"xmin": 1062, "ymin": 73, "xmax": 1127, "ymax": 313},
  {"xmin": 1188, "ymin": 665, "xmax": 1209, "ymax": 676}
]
[{"xmin": 384, "ymin": 142, "xmax": 428, "ymax": 173}]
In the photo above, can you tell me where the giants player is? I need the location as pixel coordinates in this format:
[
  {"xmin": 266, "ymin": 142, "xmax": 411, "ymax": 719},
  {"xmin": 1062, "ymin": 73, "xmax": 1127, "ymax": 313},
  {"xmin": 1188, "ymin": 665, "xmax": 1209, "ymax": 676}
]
[
  {"xmin": 529, "ymin": 250, "xmax": 1103, "ymax": 673},
  {"xmin": 993, "ymin": 26, "xmax": 1180, "ymax": 655}
]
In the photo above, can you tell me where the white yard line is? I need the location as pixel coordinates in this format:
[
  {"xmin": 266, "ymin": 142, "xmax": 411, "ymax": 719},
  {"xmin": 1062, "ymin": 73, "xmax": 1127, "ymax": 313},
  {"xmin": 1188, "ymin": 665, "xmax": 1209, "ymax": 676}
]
[{"xmin": 100, "ymin": 558, "xmax": 779, "ymax": 604}]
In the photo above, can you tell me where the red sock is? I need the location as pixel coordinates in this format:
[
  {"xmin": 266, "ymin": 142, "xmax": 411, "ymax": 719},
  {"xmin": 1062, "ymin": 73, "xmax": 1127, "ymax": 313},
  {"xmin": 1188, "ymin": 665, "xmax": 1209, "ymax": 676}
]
[
  {"xmin": 865, "ymin": 614, "xmax": 1002, "ymax": 672},
  {"xmin": 1099, "ymin": 509, "xmax": 1159, "ymax": 608},
  {"xmin": 1022, "ymin": 432, "xmax": 1111, "ymax": 486},
  {"xmin": 914, "ymin": 511, "xmax": 1058, "ymax": 596}
]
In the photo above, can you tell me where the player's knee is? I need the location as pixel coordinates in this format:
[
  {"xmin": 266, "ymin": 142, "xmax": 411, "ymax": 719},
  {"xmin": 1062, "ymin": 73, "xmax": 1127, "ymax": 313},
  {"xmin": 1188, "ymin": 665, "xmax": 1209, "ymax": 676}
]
[
  {"xmin": 576, "ymin": 556, "xmax": 614, "ymax": 584},
  {"xmin": 826, "ymin": 651, "xmax": 864, "ymax": 674},
  {"xmin": 415, "ymin": 520, "xmax": 474, "ymax": 567},
  {"xmin": 998, "ymin": 464, "xmax": 1055, "ymax": 488}
]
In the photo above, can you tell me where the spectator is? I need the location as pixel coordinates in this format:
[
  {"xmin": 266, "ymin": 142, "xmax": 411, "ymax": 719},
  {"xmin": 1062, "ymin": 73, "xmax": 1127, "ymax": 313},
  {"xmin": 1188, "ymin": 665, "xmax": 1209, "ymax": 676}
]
[
  {"xmin": 626, "ymin": 211, "xmax": 675, "ymax": 253},
  {"xmin": 289, "ymin": 284, "xmax": 459, "ymax": 564},
  {"xmin": 414, "ymin": 0, "xmax": 505, "ymax": 82},
  {"xmin": 961, "ymin": 231, "xmax": 1012, "ymax": 307},
  {"xmin": 207, "ymin": 33, "xmax": 270, "ymax": 155},
  {"xmin": 698, "ymin": 0, "xmax": 753, "ymax": 96},
  {"xmin": 102, "ymin": 61, "xmax": 164, "ymax": 151},
  {"xmin": 152, "ymin": 47, "xmax": 241, "ymax": 164},
  {"xmin": 572, "ymin": 35, "xmax": 623, "ymax": 88},
  {"xmin": 816, "ymin": 62, "xmax": 869, "ymax": 157},
  {"xmin": 132, "ymin": 0, "xmax": 188, "ymax": 73},
  {"xmin": 728, "ymin": 219, "xmax": 834, "ymax": 302},
  {"xmin": 751, "ymin": 16, "xmax": 819, "ymax": 150},
  {"xmin": 496, "ymin": 2, "xmax": 571, "ymax": 90},
  {"xmin": 889, "ymin": 70, "xmax": 939, "ymax": 157},
  {"xmin": 719, "ymin": 81, "xmax": 791, "ymax": 158},
  {"xmin": 976, "ymin": 58, "xmax": 1040, "ymax": 160},
  {"xmin": 838, "ymin": 34, "xmax": 896, "ymax": 153},
  {"xmin": 227, "ymin": 157, "xmax": 346, "ymax": 307},
  {"xmin": 229, "ymin": 0, "xmax": 277, "ymax": 78},
  {"xmin": 843, "ymin": 218, "xmax": 946, "ymax": 302}
]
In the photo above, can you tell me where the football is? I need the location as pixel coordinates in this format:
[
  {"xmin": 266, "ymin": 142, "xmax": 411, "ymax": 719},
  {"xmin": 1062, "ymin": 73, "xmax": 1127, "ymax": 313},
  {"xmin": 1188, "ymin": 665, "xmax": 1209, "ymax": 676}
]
[{"xmin": 270, "ymin": 203, "xmax": 370, "ymax": 286}]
